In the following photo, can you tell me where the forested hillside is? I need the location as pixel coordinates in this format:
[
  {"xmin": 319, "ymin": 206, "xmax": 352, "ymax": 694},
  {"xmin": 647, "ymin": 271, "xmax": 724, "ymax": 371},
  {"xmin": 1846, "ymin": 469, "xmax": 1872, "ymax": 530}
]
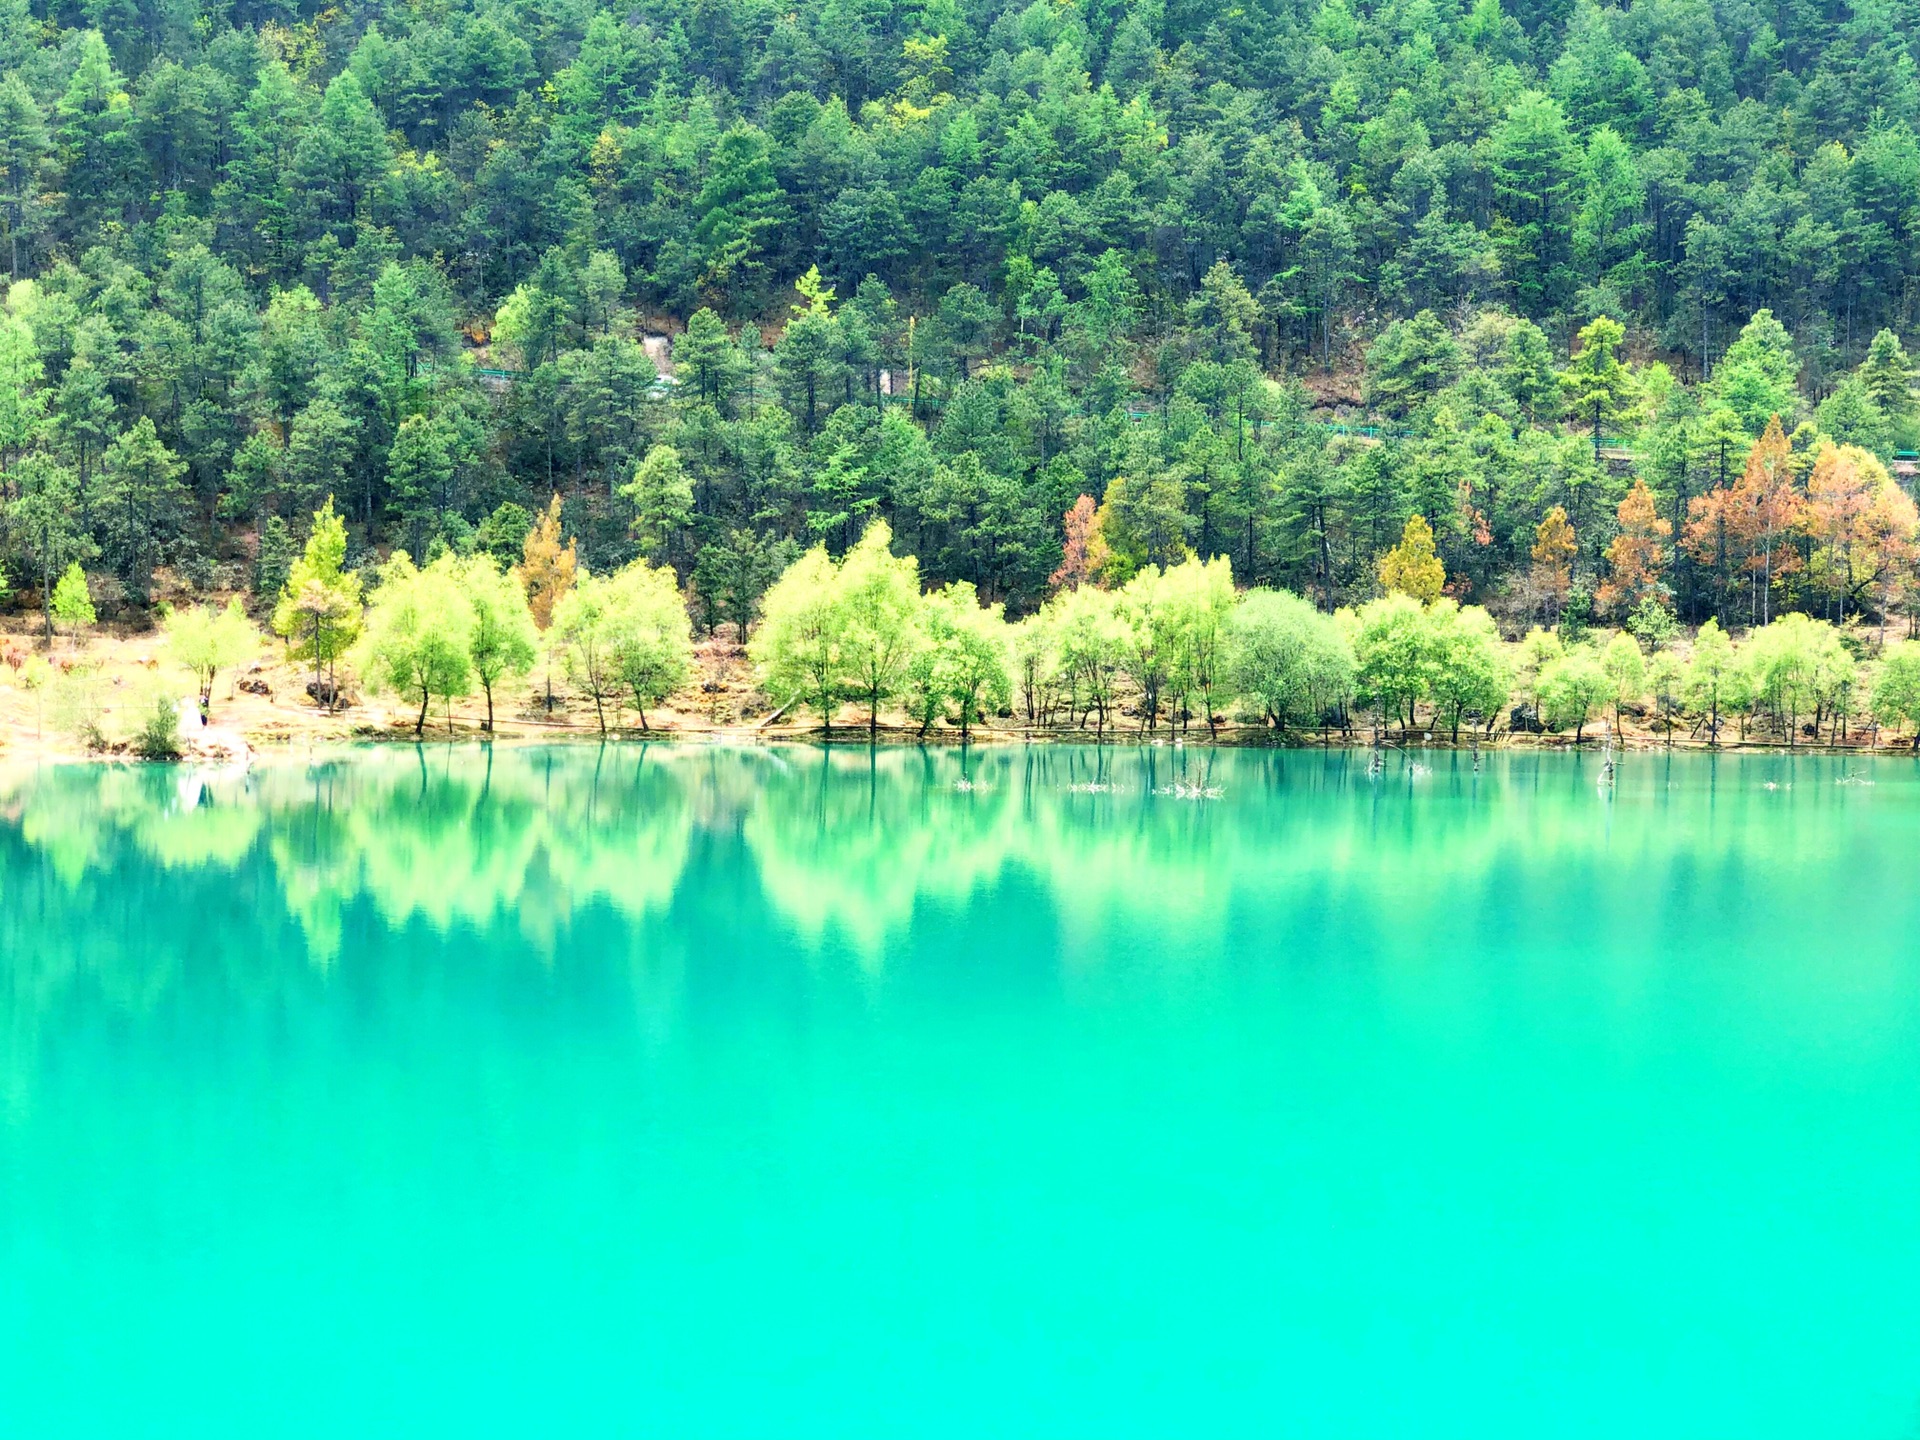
[{"xmin": 0, "ymin": 0, "xmax": 1916, "ymax": 637}]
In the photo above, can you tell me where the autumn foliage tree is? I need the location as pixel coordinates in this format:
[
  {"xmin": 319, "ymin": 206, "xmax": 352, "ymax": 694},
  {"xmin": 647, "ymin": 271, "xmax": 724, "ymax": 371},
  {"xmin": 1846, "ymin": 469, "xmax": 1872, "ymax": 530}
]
[
  {"xmin": 1049, "ymin": 495, "xmax": 1102, "ymax": 592},
  {"xmin": 1529, "ymin": 506, "xmax": 1577, "ymax": 621},
  {"xmin": 1802, "ymin": 443, "xmax": 1918, "ymax": 624},
  {"xmin": 515, "ymin": 493, "xmax": 577, "ymax": 711},
  {"xmin": 1598, "ymin": 478, "xmax": 1670, "ymax": 615},
  {"xmin": 516, "ymin": 494, "xmax": 577, "ymax": 630},
  {"xmin": 1378, "ymin": 513, "xmax": 1445, "ymax": 603},
  {"xmin": 1683, "ymin": 417, "xmax": 1798, "ymax": 625}
]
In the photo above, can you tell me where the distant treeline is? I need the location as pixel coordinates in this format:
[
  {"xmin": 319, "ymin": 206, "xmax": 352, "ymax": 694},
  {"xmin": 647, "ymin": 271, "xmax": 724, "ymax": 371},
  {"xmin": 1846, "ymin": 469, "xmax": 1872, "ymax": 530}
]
[{"xmin": 0, "ymin": 0, "xmax": 1917, "ymax": 639}]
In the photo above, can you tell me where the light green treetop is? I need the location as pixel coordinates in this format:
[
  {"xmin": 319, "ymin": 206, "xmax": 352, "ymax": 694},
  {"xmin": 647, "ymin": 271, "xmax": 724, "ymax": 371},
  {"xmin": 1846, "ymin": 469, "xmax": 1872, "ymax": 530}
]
[
  {"xmin": 553, "ymin": 559, "xmax": 694, "ymax": 733},
  {"xmin": 360, "ymin": 551, "xmax": 474, "ymax": 736},
  {"xmin": 1427, "ymin": 600, "xmax": 1509, "ymax": 740},
  {"xmin": 604, "ymin": 558, "xmax": 695, "ymax": 730},
  {"xmin": 751, "ymin": 544, "xmax": 846, "ymax": 729},
  {"xmin": 1715, "ymin": 308, "xmax": 1799, "ymax": 435},
  {"xmin": 905, "ymin": 580, "xmax": 1011, "ymax": 739},
  {"xmin": 1226, "ymin": 586, "xmax": 1355, "ymax": 731},
  {"xmin": 1600, "ymin": 630, "xmax": 1645, "ymax": 726},
  {"xmin": 164, "ymin": 597, "xmax": 258, "ymax": 716},
  {"xmin": 273, "ymin": 498, "xmax": 363, "ymax": 706},
  {"xmin": 457, "ymin": 552, "xmax": 539, "ymax": 731},
  {"xmin": 552, "ymin": 568, "xmax": 624, "ymax": 733},
  {"xmin": 1158, "ymin": 553, "xmax": 1236, "ymax": 734},
  {"xmin": 1353, "ymin": 592, "xmax": 1437, "ymax": 730},
  {"xmin": 1682, "ymin": 618, "xmax": 1742, "ymax": 741},
  {"xmin": 49, "ymin": 560, "xmax": 94, "ymax": 645},
  {"xmin": 835, "ymin": 519, "xmax": 923, "ymax": 736},
  {"xmin": 1045, "ymin": 582, "xmax": 1129, "ymax": 732},
  {"xmin": 1538, "ymin": 648, "xmax": 1611, "ymax": 740},
  {"xmin": 1871, "ymin": 640, "xmax": 1920, "ymax": 748}
]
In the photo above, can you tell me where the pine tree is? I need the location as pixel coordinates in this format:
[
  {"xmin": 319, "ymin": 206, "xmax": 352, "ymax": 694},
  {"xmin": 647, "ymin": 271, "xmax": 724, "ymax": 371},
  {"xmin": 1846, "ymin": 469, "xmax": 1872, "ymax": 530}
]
[
  {"xmin": 98, "ymin": 417, "xmax": 191, "ymax": 605},
  {"xmin": 290, "ymin": 72, "xmax": 391, "ymax": 246},
  {"xmin": 54, "ymin": 32, "xmax": 133, "ymax": 245},
  {"xmin": 1560, "ymin": 315, "xmax": 1642, "ymax": 458},
  {"xmin": 621, "ymin": 443, "xmax": 695, "ymax": 567},
  {"xmin": 0, "ymin": 72, "xmax": 47, "ymax": 277},
  {"xmin": 0, "ymin": 309, "xmax": 45, "ymax": 473},
  {"xmin": 11, "ymin": 454, "xmax": 90, "ymax": 642},
  {"xmin": 1860, "ymin": 330, "xmax": 1916, "ymax": 423},
  {"xmin": 254, "ymin": 516, "xmax": 296, "ymax": 605}
]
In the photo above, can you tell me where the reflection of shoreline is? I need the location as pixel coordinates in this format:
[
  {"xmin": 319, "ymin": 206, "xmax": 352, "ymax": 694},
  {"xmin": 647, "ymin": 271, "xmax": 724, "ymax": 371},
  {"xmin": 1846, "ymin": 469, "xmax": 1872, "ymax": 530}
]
[
  {"xmin": 0, "ymin": 744, "xmax": 1890, "ymax": 968},
  {"xmin": 0, "ymin": 745, "xmax": 1898, "ymax": 1112},
  {"xmin": 6, "ymin": 723, "xmax": 1906, "ymax": 769}
]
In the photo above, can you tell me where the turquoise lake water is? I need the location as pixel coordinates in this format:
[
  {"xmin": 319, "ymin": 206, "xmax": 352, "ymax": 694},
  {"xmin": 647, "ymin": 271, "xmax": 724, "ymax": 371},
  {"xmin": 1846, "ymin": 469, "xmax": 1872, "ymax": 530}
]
[{"xmin": 2, "ymin": 743, "xmax": 1918, "ymax": 1437}]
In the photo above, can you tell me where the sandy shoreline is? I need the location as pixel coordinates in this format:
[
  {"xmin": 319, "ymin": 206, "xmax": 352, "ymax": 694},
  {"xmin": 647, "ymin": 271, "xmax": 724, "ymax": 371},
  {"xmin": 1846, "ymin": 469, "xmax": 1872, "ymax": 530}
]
[{"xmin": 4, "ymin": 626, "xmax": 1908, "ymax": 764}]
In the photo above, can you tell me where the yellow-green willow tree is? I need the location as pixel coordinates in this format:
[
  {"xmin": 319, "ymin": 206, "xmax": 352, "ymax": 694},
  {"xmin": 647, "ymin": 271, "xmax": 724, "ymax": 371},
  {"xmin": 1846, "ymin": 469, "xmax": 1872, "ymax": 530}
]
[
  {"xmin": 1224, "ymin": 587, "xmax": 1354, "ymax": 731},
  {"xmin": 360, "ymin": 552, "xmax": 473, "ymax": 736},
  {"xmin": 162, "ymin": 597, "xmax": 257, "ymax": 718},
  {"xmin": 836, "ymin": 520, "xmax": 923, "ymax": 737},
  {"xmin": 1045, "ymin": 583, "xmax": 1127, "ymax": 732},
  {"xmin": 1600, "ymin": 631, "xmax": 1646, "ymax": 730},
  {"xmin": 1425, "ymin": 600, "xmax": 1508, "ymax": 741},
  {"xmin": 1159, "ymin": 555, "xmax": 1235, "ymax": 735},
  {"xmin": 1538, "ymin": 648, "xmax": 1611, "ymax": 741},
  {"xmin": 1871, "ymin": 641, "xmax": 1920, "ymax": 748},
  {"xmin": 751, "ymin": 543, "xmax": 845, "ymax": 730},
  {"xmin": 554, "ymin": 559, "xmax": 693, "ymax": 732},
  {"xmin": 1115, "ymin": 563, "xmax": 1173, "ymax": 730},
  {"xmin": 1742, "ymin": 613, "xmax": 1850, "ymax": 745},
  {"xmin": 607, "ymin": 561, "xmax": 694, "ymax": 730},
  {"xmin": 1351, "ymin": 593, "xmax": 1435, "ymax": 731},
  {"xmin": 905, "ymin": 580, "xmax": 1011, "ymax": 739},
  {"xmin": 1682, "ymin": 619, "xmax": 1744, "ymax": 742},
  {"xmin": 456, "ymin": 553, "xmax": 539, "ymax": 731},
  {"xmin": 272, "ymin": 499, "xmax": 361, "ymax": 710}
]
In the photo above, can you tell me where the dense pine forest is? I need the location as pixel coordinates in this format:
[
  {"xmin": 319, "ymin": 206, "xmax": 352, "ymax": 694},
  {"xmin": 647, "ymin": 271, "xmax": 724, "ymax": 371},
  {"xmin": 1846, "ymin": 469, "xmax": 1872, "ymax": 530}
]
[{"xmin": 1, "ymin": 0, "xmax": 1919, "ymax": 711}]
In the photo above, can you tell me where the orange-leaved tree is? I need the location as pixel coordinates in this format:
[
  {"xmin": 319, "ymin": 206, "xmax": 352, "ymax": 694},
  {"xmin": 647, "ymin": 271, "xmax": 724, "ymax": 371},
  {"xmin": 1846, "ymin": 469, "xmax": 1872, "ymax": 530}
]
[
  {"xmin": 1803, "ymin": 442, "xmax": 1918, "ymax": 625},
  {"xmin": 1684, "ymin": 416, "xmax": 1797, "ymax": 625},
  {"xmin": 1530, "ymin": 505, "xmax": 1577, "ymax": 621},
  {"xmin": 1598, "ymin": 477, "xmax": 1671, "ymax": 615},
  {"xmin": 1050, "ymin": 495, "xmax": 1104, "ymax": 592}
]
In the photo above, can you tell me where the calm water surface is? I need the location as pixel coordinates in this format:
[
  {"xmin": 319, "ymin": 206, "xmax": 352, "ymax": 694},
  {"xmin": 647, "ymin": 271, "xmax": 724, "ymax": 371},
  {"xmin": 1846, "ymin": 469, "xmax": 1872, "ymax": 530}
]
[{"xmin": 2, "ymin": 744, "xmax": 1918, "ymax": 1437}]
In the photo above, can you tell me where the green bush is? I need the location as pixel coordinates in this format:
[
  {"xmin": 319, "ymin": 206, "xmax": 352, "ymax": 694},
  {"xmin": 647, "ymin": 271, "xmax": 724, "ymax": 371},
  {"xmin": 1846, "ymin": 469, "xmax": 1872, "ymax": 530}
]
[{"xmin": 133, "ymin": 693, "xmax": 183, "ymax": 761}]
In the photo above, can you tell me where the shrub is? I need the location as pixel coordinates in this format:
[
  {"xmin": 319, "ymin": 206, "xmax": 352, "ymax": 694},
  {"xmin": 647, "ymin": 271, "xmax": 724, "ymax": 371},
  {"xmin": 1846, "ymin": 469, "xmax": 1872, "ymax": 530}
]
[{"xmin": 133, "ymin": 692, "xmax": 184, "ymax": 760}]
